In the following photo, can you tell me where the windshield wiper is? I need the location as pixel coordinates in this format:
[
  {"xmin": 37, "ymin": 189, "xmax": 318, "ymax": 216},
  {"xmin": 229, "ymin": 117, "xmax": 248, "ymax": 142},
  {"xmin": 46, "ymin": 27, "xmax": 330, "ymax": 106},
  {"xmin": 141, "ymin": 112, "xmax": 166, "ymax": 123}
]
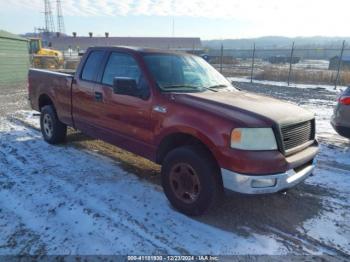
[
  {"xmin": 162, "ymin": 84, "xmax": 200, "ymax": 89},
  {"xmin": 161, "ymin": 84, "xmax": 219, "ymax": 92},
  {"xmin": 207, "ymin": 84, "xmax": 228, "ymax": 89}
]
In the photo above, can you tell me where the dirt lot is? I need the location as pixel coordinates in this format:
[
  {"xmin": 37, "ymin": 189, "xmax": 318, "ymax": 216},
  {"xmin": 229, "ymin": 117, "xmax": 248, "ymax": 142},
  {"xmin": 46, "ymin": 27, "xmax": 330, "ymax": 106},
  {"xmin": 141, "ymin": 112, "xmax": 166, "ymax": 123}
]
[
  {"xmin": 0, "ymin": 81, "xmax": 349, "ymax": 257},
  {"xmin": 0, "ymin": 83, "xmax": 29, "ymax": 116}
]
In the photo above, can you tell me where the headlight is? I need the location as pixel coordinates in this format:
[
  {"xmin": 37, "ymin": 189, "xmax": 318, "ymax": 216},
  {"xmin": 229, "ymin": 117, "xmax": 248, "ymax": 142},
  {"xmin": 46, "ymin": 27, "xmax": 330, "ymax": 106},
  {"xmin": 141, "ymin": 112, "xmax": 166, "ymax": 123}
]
[{"xmin": 230, "ymin": 128, "xmax": 277, "ymax": 150}]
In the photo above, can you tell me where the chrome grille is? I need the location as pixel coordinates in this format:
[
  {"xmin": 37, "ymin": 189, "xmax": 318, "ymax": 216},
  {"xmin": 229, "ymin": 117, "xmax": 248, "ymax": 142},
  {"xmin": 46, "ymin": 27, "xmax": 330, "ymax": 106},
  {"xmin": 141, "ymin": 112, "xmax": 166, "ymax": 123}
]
[{"xmin": 281, "ymin": 120, "xmax": 314, "ymax": 151}]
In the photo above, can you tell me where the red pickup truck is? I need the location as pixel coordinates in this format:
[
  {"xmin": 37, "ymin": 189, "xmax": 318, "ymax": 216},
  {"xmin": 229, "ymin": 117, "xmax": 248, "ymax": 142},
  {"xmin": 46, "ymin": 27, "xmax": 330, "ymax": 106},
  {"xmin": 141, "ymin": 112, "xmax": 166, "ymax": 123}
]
[{"xmin": 28, "ymin": 46, "xmax": 319, "ymax": 216}]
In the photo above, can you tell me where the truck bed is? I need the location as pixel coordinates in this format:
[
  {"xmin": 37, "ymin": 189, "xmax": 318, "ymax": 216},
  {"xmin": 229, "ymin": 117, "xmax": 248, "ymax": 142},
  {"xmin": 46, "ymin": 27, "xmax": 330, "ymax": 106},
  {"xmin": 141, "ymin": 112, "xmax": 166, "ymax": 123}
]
[{"xmin": 28, "ymin": 68, "xmax": 74, "ymax": 126}]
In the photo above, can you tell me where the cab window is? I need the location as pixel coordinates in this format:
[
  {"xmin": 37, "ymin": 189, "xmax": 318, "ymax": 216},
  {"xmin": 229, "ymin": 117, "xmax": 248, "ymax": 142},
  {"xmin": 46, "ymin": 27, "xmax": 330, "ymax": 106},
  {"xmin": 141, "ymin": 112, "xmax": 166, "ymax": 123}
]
[
  {"xmin": 101, "ymin": 52, "xmax": 150, "ymax": 99},
  {"xmin": 102, "ymin": 53, "xmax": 141, "ymax": 85},
  {"xmin": 81, "ymin": 51, "xmax": 105, "ymax": 82},
  {"xmin": 29, "ymin": 40, "xmax": 40, "ymax": 54}
]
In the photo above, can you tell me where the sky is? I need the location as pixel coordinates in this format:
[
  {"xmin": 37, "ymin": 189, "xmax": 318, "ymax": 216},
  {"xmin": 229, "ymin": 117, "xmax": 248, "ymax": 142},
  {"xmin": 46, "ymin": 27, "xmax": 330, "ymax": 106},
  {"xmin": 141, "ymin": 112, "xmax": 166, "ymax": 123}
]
[{"xmin": 0, "ymin": 0, "xmax": 349, "ymax": 40}]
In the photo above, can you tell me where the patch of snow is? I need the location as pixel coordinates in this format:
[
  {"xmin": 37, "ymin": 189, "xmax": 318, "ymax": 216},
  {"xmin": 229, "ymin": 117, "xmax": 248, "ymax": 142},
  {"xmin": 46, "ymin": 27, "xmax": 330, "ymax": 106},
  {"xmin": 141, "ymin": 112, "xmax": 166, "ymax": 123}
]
[
  {"xmin": 302, "ymin": 139, "xmax": 350, "ymax": 255},
  {"xmin": 303, "ymin": 211, "xmax": 350, "ymax": 255},
  {"xmin": 0, "ymin": 117, "xmax": 286, "ymax": 255},
  {"xmin": 2, "ymin": 104, "xmax": 350, "ymax": 256}
]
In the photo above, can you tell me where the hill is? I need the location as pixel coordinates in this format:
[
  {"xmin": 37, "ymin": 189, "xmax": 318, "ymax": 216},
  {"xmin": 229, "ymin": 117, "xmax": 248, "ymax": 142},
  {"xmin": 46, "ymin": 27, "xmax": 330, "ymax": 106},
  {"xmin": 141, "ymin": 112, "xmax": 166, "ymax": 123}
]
[{"xmin": 203, "ymin": 36, "xmax": 350, "ymax": 49}]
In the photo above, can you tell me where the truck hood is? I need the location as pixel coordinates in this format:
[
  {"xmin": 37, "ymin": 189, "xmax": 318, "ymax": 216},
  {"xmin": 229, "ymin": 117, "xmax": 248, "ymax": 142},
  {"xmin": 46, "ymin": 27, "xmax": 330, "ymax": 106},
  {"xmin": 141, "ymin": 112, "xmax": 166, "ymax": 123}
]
[{"xmin": 173, "ymin": 90, "xmax": 314, "ymax": 126}]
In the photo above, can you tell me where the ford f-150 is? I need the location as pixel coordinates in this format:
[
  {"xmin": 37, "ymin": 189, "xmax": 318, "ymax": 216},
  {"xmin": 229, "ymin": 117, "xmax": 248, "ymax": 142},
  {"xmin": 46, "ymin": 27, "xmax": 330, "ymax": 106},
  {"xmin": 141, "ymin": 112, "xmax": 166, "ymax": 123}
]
[{"xmin": 28, "ymin": 46, "xmax": 319, "ymax": 216}]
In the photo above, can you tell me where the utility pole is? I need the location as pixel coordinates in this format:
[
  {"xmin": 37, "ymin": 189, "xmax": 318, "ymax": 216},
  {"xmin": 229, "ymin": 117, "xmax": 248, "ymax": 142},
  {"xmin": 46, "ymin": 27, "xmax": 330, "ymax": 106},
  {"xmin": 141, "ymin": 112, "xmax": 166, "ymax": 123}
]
[
  {"xmin": 335, "ymin": 40, "xmax": 346, "ymax": 90},
  {"xmin": 220, "ymin": 43, "xmax": 223, "ymax": 73},
  {"xmin": 56, "ymin": 0, "xmax": 65, "ymax": 34},
  {"xmin": 250, "ymin": 43, "xmax": 256, "ymax": 83},
  {"xmin": 44, "ymin": 0, "xmax": 55, "ymax": 33},
  {"xmin": 287, "ymin": 41, "xmax": 295, "ymax": 86}
]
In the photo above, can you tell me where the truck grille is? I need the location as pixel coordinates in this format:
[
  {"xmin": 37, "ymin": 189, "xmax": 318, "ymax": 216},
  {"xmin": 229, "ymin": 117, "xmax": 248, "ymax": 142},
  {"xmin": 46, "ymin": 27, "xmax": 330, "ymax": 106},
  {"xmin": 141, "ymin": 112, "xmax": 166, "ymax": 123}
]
[{"xmin": 280, "ymin": 120, "xmax": 314, "ymax": 152}]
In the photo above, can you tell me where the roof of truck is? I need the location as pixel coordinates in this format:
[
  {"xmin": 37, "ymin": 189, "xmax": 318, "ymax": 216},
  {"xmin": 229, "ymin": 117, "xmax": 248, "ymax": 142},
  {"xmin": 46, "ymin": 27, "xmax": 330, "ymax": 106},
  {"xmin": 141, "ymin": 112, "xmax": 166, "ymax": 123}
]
[
  {"xmin": 47, "ymin": 36, "xmax": 202, "ymax": 51},
  {"xmin": 88, "ymin": 45, "xmax": 192, "ymax": 55}
]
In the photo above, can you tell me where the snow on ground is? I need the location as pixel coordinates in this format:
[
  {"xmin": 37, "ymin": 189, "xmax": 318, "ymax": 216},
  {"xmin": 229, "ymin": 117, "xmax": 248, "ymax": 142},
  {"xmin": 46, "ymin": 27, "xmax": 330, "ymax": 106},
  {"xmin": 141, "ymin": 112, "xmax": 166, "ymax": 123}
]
[
  {"xmin": 229, "ymin": 80, "xmax": 350, "ymax": 256},
  {"xmin": 304, "ymin": 143, "xmax": 350, "ymax": 254},
  {"xmin": 1, "ymin": 80, "xmax": 350, "ymax": 256},
  {"xmin": 0, "ymin": 116, "xmax": 285, "ymax": 255},
  {"xmin": 229, "ymin": 77, "xmax": 347, "ymax": 94},
  {"xmin": 299, "ymin": 97, "xmax": 350, "ymax": 255}
]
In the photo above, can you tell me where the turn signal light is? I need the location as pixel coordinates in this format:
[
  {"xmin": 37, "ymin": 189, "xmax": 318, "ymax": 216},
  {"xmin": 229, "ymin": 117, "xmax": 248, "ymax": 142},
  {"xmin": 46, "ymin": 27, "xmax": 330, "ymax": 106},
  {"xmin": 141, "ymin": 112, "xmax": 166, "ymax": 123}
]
[
  {"xmin": 231, "ymin": 129, "xmax": 242, "ymax": 143},
  {"xmin": 339, "ymin": 96, "xmax": 350, "ymax": 105}
]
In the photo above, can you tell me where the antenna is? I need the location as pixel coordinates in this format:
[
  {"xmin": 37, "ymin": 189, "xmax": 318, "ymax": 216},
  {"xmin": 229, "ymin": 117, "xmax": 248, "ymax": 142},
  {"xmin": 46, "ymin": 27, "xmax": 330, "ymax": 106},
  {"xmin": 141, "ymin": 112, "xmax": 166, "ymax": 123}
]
[
  {"xmin": 44, "ymin": 0, "xmax": 55, "ymax": 33},
  {"xmin": 56, "ymin": 0, "xmax": 65, "ymax": 34},
  {"xmin": 34, "ymin": 27, "xmax": 46, "ymax": 37}
]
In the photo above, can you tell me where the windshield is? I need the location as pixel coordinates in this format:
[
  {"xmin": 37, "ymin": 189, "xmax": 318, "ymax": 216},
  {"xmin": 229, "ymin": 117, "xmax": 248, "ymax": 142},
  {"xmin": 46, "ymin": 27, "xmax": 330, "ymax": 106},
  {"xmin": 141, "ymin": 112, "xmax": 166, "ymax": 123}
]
[{"xmin": 143, "ymin": 54, "xmax": 235, "ymax": 92}]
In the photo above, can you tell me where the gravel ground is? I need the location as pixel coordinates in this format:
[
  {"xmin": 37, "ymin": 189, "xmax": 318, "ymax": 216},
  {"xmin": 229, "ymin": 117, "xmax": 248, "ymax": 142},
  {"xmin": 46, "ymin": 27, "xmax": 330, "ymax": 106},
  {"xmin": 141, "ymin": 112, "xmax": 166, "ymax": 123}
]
[
  {"xmin": 0, "ymin": 83, "xmax": 29, "ymax": 117},
  {"xmin": 0, "ymin": 81, "xmax": 349, "ymax": 257}
]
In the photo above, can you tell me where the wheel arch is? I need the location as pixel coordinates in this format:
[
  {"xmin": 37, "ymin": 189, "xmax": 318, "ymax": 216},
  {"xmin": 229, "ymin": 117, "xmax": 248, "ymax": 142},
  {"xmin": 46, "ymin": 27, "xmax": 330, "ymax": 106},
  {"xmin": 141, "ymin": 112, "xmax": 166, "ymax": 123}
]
[
  {"xmin": 38, "ymin": 93, "xmax": 56, "ymax": 112},
  {"xmin": 156, "ymin": 131, "xmax": 220, "ymax": 172}
]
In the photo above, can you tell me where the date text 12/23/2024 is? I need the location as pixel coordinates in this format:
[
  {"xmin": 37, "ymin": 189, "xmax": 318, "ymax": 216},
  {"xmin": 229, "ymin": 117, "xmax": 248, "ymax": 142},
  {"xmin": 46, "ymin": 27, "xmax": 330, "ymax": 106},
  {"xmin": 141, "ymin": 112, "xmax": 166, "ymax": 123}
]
[{"xmin": 127, "ymin": 255, "xmax": 219, "ymax": 261}]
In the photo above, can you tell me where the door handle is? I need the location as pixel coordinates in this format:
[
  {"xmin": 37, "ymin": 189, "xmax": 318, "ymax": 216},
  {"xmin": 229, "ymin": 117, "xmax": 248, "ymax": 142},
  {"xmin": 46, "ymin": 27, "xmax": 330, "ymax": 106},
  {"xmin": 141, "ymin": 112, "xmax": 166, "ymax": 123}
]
[{"xmin": 95, "ymin": 92, "xmax": 103, "ymax": 102}]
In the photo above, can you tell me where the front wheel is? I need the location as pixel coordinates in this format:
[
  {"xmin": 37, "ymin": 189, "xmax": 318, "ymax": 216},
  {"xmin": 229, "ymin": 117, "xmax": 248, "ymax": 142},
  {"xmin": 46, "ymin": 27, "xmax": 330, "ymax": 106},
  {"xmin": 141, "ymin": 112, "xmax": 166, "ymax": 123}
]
[
  {"xmin": 161, "ymin": 145, "xmax": 222, "ymax": 216},
  {"xmin": 40, "ymin": 105, "xmax": 67, "ymax": 144}
]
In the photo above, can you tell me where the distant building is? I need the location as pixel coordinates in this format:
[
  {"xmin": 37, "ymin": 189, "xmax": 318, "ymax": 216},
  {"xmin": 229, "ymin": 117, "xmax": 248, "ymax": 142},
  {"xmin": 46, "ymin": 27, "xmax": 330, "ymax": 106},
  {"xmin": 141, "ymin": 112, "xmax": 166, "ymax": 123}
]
[
  {"xmin": 44, "ymin": 35, "xmax": 202, "ymax": 53},
  {"xmin": 0, "ymin": 30, "xmax": 30, "ymax": 85},
  {"xmin": 329, "ymin": 56, "xmax": 350, "ymax": 70}
]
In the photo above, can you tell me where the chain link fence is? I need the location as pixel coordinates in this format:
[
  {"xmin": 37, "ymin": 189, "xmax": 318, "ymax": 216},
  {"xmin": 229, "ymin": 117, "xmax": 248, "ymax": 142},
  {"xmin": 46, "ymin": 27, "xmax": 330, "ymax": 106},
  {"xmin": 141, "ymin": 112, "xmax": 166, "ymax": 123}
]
[
  {"xmin": 207, "ymin": 42, "xmax": 350, "ymax": 89},
  {"xmin": 31, "ymin": 41, "xmax": 350, "ymax": 89}
]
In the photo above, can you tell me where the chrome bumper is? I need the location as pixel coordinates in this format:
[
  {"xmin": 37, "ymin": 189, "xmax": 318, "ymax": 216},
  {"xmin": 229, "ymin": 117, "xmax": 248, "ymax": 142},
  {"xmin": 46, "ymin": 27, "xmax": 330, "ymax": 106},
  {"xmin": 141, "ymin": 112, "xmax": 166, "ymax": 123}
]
[{"xmin": 221, "ymin": 163, "xmax": 315, "ymax": 194}]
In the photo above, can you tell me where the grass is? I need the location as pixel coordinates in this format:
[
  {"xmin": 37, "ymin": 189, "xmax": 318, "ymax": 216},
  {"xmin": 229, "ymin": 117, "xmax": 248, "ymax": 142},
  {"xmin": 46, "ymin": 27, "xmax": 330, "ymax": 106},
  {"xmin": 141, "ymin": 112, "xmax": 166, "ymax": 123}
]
[
  {"xmin": 254, "ymin": 67, "xmax": 350, "ymax": 86},
  {"xmin": 214, "ymin": 63, "xmax": 350, "ymax": 86}
]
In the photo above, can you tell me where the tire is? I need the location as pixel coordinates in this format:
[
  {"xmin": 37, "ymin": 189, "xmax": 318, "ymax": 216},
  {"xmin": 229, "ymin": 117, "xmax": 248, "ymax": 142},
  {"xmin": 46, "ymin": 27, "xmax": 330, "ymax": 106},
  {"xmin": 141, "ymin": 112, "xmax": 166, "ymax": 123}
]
[
  {"xmin": 40, "ymin": 105, "xmax": 67, "ymax": 144},
  {"xmin": 161, "ymin": 145, "xmax": 223, "ymax": 216}
]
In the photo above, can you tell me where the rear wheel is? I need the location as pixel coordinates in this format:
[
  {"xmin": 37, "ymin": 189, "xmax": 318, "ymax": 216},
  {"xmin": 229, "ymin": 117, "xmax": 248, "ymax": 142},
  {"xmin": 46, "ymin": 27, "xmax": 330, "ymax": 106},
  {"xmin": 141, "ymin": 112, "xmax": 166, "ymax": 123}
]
[
  {"xmin": 161, "ymin": 145, "xmax": 222, "ymax": 216},
  {"xmin": 40, "ymin": 105, "xmax": 67, "ymax": 144}
]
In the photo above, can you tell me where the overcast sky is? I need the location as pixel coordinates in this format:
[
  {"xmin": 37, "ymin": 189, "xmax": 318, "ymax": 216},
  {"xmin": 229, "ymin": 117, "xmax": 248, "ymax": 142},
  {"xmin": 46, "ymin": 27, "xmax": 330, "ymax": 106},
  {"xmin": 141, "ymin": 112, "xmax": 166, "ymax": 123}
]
[{"xmin": 0, "ymin": 0, "xmax": 349, "ymax": 39}]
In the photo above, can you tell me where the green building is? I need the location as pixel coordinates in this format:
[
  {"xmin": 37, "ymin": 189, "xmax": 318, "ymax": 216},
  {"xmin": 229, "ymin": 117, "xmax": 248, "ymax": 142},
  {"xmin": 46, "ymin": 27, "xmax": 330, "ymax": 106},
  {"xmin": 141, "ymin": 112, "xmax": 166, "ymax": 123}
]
[{"xmin": 0, "ymin": 30, "xmax": 30, "ymax": 85}]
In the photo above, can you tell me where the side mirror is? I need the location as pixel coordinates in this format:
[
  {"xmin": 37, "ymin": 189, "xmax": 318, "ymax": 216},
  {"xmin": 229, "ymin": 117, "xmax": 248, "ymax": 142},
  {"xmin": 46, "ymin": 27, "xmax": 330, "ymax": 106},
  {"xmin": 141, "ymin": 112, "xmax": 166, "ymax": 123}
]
[{"xmin": 113, "ymin": 77, "xmax": 139, "ymax": 97}]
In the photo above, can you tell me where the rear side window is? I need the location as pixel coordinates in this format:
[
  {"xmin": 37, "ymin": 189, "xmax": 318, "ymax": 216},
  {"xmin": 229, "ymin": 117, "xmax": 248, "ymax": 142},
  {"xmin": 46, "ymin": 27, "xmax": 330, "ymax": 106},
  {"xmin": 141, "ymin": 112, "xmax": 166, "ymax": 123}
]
[
  {"xmin": 102, "ymin": 52, "xmax": 141, "ymax": 85},
  {"xmin": 81, "ymin": 51, "xmax": 105, "ymax": 81}
]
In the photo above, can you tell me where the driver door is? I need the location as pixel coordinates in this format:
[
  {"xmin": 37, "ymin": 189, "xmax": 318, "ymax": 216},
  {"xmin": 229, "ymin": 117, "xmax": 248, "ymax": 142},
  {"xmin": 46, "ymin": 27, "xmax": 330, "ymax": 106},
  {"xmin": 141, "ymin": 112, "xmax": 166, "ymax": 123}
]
[{"xmin": 94, "ymin": 52, "xmax": 154, "ymax": 153}]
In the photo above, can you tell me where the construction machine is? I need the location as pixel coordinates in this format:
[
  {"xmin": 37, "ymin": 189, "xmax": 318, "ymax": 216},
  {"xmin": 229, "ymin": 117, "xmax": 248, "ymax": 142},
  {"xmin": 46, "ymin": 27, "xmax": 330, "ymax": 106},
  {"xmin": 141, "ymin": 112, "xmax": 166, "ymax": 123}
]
[{"xmin": 29, "ymin": 38, "xmax": 64, "ymax": 69}]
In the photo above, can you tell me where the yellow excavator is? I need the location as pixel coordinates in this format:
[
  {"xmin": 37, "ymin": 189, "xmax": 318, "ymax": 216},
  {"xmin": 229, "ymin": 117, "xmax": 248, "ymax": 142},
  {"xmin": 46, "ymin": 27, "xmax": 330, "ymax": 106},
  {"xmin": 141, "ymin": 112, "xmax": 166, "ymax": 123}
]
[{"xmin": 29, "ymin": 38, "xmax": 64, "ymax": 69}]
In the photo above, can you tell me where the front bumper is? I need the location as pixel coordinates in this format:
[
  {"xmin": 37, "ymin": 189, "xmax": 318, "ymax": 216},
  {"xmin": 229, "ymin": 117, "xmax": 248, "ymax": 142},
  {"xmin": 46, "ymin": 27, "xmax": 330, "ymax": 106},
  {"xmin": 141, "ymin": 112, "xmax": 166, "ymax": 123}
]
[{"xmin": 221, "ymin": 161, "xmax": 315, "ymax": 194}]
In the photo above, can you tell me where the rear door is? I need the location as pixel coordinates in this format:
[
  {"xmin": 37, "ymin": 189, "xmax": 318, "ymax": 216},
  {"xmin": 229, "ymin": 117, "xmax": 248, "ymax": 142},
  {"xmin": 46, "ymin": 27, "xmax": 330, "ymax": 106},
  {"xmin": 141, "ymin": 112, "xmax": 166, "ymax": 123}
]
[
  {"xmin": 72, "ymin": 50, "xmax": 107, "ymax": 132},
  {"xmin": 93, "ymin": 51, "xmax": 155, "ymax": 155}
]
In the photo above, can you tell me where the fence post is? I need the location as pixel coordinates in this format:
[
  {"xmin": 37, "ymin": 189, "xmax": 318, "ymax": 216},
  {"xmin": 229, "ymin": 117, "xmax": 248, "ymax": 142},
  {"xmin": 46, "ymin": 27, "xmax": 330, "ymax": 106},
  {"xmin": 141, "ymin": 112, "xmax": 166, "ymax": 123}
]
[
  {"xmin": 287, "ymin": 41, "xmax": 295, "ymax": 86},
  {"xmin": 220, "ymin": 43, "xmax": 223, "ymax": 74},
  {"xmin": 250, "ymin": 43, "xmax": 255, "ymax": 83},
  {"xmin": 335, "ymin": 40, "xmax": 346, "ymax": 90}
]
